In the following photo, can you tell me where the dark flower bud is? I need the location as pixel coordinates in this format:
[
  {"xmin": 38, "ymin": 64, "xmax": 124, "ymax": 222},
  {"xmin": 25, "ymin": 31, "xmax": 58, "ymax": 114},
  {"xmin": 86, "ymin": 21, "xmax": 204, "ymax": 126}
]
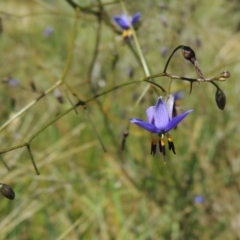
[
  {"xmin": 215, "ymin": 88, "xmax": 226, "ymax": 110},
  {"xmin": 182, "ymin": 46, "xmax": 205, "ymax": 79},
  {"xmin": 182, "ymin": 46, "xmax": 196, "ymax": 63},
  {"xmin": 0, "ymin": 183, "xmax": 15, "ymax": 200}
]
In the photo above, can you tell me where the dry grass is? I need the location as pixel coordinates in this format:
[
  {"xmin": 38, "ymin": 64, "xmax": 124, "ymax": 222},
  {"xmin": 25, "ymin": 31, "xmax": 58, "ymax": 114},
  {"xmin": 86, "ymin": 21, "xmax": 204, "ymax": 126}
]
[{"xmin": 0, "ymin": 0, "xmax": 240, "ymax": 239}]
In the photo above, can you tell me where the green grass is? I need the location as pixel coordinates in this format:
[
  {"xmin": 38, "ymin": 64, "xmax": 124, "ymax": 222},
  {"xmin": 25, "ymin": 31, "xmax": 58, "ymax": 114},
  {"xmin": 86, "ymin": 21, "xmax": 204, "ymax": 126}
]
[{"xmin": 0, "ymin": 0, "xmax": 240, "ymax": 239}]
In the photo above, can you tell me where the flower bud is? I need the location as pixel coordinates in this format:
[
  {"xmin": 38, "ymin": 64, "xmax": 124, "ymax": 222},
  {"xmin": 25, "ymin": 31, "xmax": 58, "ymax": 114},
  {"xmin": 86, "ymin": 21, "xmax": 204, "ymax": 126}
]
[
  {"xmin": 182, "ymin": 46, "xmax": 205, "ymax": 79},
  {"xmin": 0, "ymin": 183, "xmax": 15, "ymax": 200},
  {"xmin": 215, "ymin": 88, "xmax": 226, "ymax": 110},
  {"xmin": 218, "ymin": 71, "xmax": 230, "ymax": 81},
  {"xmin": 182, "ymin": 46, "xmax": 196, "ymax": 62}
]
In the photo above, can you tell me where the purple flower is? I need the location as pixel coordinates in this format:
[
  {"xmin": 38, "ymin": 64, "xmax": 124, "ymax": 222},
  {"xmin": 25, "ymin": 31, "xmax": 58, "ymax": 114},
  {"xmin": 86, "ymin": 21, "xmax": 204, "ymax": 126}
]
[
  {"xmin": 8, "ymin": 78, "xmax": 19, "ymax": 87},
  {"xmin": 113, "ymin": 13, "xmax": 141, "ymax": 30},
  {"xmin": 130, "ymin": 95, "xmax": 192, "ymax": 134},
  {"xmin": 42, "ymin": 26, "xmax": 54, "ymax": 37},
  {"xmin": 130, "ymin": 95, "xmax": 193, "ymax": 157},
  {"xmin": 194, "ymin": 195, "xmax": 204, "ymax": 204},
  {"xmin": 2, "ymin": 78, "xmax": 20, "ymax": 87},
  {"xmin": 113, "ymin": 13, "xmax": 141, "ymax": 39}
]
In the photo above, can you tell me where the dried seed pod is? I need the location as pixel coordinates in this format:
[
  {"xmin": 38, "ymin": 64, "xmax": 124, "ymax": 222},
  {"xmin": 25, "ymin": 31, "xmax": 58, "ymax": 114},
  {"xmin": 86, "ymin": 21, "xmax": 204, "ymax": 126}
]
[{"xmin": 218, "ymin": 71, "xmax": 230, "ymax": 81}]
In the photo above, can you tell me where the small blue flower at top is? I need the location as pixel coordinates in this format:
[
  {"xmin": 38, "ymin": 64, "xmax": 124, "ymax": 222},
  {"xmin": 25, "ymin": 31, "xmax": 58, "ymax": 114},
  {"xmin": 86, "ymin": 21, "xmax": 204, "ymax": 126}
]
[{"xmin": 113, "ymin": 13, "xmax": 141, "ymax": 39}]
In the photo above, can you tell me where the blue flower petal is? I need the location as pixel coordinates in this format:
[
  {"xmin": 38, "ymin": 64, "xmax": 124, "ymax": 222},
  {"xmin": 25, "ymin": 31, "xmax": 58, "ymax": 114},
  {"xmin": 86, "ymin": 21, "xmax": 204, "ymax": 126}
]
[
  {"xmin": 113, "ymin": 15, "xmax": 130, "ymax": 29},
  {"xmin": 154, "ymin": 97, "xmax": 169, "ymax": 130},
  {"xmin": 131, "ymin": 12, "xmax": 141, "ymax": 25},
  {"xmin": 165, "ymin": 110, "xmax": 193, "ymax": 132},
  {"xmin": 130, "ymin": 118, "xmax": 160, "ymax": 133},
  {"xmin": 146, "ymin": 106, "xmax": 154, "ymax": 124}
]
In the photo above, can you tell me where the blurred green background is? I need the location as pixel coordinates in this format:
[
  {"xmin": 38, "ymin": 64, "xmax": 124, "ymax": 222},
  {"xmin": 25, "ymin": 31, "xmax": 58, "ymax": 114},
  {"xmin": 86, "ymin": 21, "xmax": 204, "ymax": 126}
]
[{"xmin": 0, "ymin": 0, "xmax": 240, "ymax": 239}]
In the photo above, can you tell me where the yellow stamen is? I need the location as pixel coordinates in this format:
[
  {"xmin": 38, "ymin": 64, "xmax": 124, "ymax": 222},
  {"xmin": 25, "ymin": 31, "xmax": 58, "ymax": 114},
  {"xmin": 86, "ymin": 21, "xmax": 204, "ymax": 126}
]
[
  {"xmin": 167, "ymin": 133, "xmax": 173, "ymax": 142},
  {"xmin": 161, "ymin": 137, "xmax": 165, "ymax": 147},
  {"xmin": 166, "ymin": 133, "xmax": 176, "ymax": 154},
  {"xmin": 122, "ymin": 29, "xmax": 133, "ymax": 38},
  {"xmin": 151, "ymin": 137, "xmax": 157, "ymax": 156}
]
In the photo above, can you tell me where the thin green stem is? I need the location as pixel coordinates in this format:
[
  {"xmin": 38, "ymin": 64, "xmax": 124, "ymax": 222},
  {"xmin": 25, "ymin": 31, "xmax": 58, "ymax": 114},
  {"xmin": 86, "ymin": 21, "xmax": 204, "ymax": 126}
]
[
  {"xmin": 0, "ymin": 155, "xmax": 11, "ymax": 171},
  {"xmin": 126, "ymin": 41, "xmax": 143, "ymax": 71},
  {"xmin": 83, "ymin": 108, "xmax": 107, "ymax": 152},
  {"xmin": 0, "ymin": 10, "xmax": 75, "ymax": 19},
  {"xmin": 27, "ymin": 144, "xmax": 40, "ymax": 175},
  {"xmin": 86, "ymin": 80, "xmax": 142, "ymax": 102},
  {"xmin": 64, "ymin": 83, "xmax": 79, "ymax": 114},
  {"xmin": 65, "ymin": 0, "xmax": 99, "ymax": 15},
  {"xmin": 87, "ymin": 13, "xmax": 102, "ymax": 86},
  {"xmin": 61, "ymin": 8, "xmax": 80, "ymax": 83},
  {"xmin": 79, "ymin": 0, "xmax": 120, "ymax": 8},
  {"xmin": 0, "ymin": 142, "xmax": 28, "ymax": 154},
  {"xmin": 163, "ymin": 45, "xmax": 183, "ymax": 73},
  {"xmin": 28, "ymin": 106, "xmax": 76, "ymax": 143},
  {"xmin": 120, "ymin": 1, "xmax": 150, "ymax": 76}
]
